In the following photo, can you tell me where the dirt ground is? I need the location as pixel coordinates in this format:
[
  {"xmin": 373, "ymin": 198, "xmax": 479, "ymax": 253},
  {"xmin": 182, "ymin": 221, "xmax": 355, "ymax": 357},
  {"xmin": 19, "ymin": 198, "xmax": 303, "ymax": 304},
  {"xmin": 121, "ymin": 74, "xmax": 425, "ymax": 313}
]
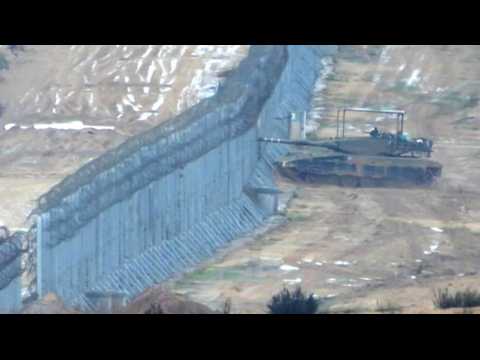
[
  {"xmin": 167, "ymin": 45, "xmax": 480, "ymax": 314},
  {"xmin": 0, "ymin": 45, "xmax": 249, "ymax": 229}
]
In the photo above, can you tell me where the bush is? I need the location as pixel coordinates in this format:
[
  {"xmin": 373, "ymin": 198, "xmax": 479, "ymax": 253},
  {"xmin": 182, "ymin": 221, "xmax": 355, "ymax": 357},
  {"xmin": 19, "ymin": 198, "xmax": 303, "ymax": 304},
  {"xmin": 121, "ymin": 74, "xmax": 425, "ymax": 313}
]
[
  {"xmin": 144, "ymin": 303, "xmax": 164, "ymax": 314},
  {"xmin": 267, "ymin": 287, "xmax": 320, "ymax": 314},
  {"xmin": 433, "ymin": 288, "xmax": 480, "ymax": 309}
]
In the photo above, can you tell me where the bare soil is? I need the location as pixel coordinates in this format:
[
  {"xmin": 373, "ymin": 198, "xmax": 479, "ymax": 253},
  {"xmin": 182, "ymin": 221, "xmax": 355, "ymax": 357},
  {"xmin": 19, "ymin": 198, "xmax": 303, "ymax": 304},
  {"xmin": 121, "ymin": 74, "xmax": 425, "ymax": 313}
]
[{"xmin": 0, "ymin": 45, "xmax": 249, "ymax": 229}]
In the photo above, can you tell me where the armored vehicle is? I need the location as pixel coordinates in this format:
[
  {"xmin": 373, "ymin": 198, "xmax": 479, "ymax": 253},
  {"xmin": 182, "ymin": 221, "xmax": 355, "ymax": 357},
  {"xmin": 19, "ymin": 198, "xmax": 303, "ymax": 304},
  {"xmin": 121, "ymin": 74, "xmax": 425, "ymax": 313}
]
[{"xmin": 260, "ymin": 108, "xmax": 442, "ymax": 187}]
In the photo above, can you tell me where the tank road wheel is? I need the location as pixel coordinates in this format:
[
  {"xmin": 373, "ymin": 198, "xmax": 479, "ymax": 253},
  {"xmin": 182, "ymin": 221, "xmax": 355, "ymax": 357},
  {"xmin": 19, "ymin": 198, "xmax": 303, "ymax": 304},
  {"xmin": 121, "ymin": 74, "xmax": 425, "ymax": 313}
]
[{"xmin": 423, "ymin": 168, "xmax": 435, "ymax": 186}]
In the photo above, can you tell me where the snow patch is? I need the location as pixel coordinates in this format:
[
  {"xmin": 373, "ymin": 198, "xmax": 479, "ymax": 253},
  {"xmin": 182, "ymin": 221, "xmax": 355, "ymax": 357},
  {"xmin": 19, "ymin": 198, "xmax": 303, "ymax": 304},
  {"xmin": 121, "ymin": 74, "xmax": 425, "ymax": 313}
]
[
  {"xmin": 280, "ymin": 265, "xmax": 300, "ymax": 272},
  {"xmin": 138, "ymin": 113, "xmax": 154, "ymax": 121},
  {"xmin": 33, "ymin": 121, "xmax": 115, "ymax": 131},
  {"xmin": 4, "ymin": 123, "xmax": 17, "ymax": 131},
  {"xmin": 283, "ymin": 278, "xmax": 302, "ymax": 285},
  {"xmin": 424, "ymin": 240, "xmax": 440, "ymax": 255},
  {"xmin": 406, "ymin": 69, "xmax": 422, "ymax": 87},
  {"xmin": 152, "ymin": 95, "xmax": 164, "ymax": 111}
]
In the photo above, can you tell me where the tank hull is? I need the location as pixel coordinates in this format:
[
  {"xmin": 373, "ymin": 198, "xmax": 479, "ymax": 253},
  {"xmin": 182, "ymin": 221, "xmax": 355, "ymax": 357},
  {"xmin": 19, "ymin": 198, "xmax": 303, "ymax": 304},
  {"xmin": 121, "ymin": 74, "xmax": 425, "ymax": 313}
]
[{"xmin": 276, "ymin": 155, "xmax": 443, "ymax": 188}]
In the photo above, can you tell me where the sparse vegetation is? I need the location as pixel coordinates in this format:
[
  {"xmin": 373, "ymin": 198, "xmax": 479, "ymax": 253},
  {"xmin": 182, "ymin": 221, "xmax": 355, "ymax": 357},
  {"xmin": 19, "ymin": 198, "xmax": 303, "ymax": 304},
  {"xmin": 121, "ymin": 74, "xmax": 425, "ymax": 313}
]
[
  {"xmin": 144, "ymin": 303, "xmax": 164, "ymax": 314},
  {"xmin": 223, "ymin": 298, "xmax": 232, "ymax": 314},
  {"xmin": 433, "ymin": 288, "xmax": 480, "ymax": 309},
  {"xmin": 286, "ymin": 211, "xmax": 309, "ymax": 222},
  {"xmin": 375, "ymin": 300, "xmax": 402, "ymax": 314},
  {"xmin": 431, "ymin": 90, "xmax": 480, "ymax": 115},
  {"xmin": 306, "ymin": 131, "xmax": 322, "ymax": 141},
  {"xmin": 267, "ymin": 287, "xmax": 320, "ymax": 314}
]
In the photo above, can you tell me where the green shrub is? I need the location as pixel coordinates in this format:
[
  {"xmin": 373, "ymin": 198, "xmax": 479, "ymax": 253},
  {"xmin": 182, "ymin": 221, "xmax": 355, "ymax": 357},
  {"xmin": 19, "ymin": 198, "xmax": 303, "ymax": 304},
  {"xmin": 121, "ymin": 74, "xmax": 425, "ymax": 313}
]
[
  {"xmin": 286, "ymin": 211, "xmax": 309, "ymax": 222},
  {"xmin": 267, "ymin": 287, "xmax": 320, "ymax": 314},
  {"xmin": 433, "ymin": 288, "xmax": 480, "ymax": 309}
]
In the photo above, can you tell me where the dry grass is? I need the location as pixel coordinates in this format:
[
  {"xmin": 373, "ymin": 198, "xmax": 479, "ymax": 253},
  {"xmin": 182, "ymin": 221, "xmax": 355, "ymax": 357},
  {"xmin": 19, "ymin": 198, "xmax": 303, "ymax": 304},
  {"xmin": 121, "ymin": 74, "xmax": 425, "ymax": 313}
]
[{"xmin": 375, "ymin": 300, "xmax": 402, "ymax": 314}]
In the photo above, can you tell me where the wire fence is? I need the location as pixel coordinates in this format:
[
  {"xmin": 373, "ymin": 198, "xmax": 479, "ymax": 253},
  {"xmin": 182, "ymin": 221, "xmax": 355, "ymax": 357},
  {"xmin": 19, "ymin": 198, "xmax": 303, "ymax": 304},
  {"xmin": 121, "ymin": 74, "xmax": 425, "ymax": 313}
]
[{"xmin": 32, "ymin": 45, "xmax": 337, "ymax": 309}]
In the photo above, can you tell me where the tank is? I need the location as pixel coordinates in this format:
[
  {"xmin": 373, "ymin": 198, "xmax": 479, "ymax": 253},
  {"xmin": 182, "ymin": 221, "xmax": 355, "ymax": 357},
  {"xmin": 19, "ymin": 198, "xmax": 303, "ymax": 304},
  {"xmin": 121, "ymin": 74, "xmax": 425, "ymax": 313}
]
[{"xmin": 260, "ymin": 108, "xmax": 443, "ymax": 187}]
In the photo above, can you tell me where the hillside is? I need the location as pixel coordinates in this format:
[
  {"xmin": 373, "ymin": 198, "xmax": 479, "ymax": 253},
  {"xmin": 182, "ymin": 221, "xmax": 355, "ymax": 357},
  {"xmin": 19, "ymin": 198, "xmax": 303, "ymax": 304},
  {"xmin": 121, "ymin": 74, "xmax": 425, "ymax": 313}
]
[{"xmin": 0, "ymin": 45, "xmax": 249, "ymax": 229}]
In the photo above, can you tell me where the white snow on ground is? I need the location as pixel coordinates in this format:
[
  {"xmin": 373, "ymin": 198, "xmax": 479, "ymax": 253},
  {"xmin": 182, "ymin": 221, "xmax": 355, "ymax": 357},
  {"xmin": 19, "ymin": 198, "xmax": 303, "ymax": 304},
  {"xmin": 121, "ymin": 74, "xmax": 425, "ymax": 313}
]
[
  {"xmin": 398, "ymin": 64, "xmax": 406, "ymax": 72},
  {"xmin": 283, "ymin": 278, "xmax": 302, "ymax": 285},
  {"xmin": 142, "ymin": 45, "xmax": 155, "ymax": 60},
  {"xmin": 424, "ymin": 240, "xmax": 440, "ymax": 255},
  {"xmin": 4, "ymin": 123, "xmax": 17, "ymax": 131},
  {"xmin": 280, "ymin": 264, "xmax": 300, "ymax": 272},
  {"xmin": 88, "ymin": 92, "xmax": 94, "ymax": 106},
  {"xmin": 127, "ymin": 94, "xmax": 136, "ymax": 104},
  {"xmin": 260, "ymin": 256, "xmax": 283, "ymax": 262},
  {"xmin": 152, "ymin": 95, "xmax": 165, "ymax": 111},
  {"xmin": 334, "ymin": 261, "xmax": 352, "ymax": 267},
  {"xmin": 379, "ymin": 46, "xmax": 392, "ymax": 64},
  {"xmin": 146, "ymin": 61, "xmax": 156, "ymax": 83},
  {"xmin": 138, "ymin": 113, "xmax": 154, "ymax": 121},
  {"xmin": 406, "ymin": 69, "xmax": 422, "ymax": 87},
  {"xmin": 4, "ymin": 46, "xmax": 249, "ymax": 129},
  {"xmin": 33, "ymin": 121, "xmax": 115, "ymax": 131}
]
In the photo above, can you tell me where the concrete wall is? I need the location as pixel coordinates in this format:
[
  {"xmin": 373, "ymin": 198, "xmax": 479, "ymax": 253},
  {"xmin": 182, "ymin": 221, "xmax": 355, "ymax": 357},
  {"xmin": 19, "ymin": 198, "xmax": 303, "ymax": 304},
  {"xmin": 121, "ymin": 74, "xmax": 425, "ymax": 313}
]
[
  {"xmin": 0, "ymin": 240, "xmax": 22, "ymax": 313},
  {"xmin": 35, "ymin": 45, "xmax": 337, "ymax": 310}
]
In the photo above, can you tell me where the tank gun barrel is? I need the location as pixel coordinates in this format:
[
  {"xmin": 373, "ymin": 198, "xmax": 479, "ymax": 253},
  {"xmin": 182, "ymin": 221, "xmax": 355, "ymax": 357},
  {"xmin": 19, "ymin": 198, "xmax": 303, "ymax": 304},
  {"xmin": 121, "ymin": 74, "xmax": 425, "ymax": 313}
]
[{"xmin": 258, "ymin": 137, "xmax": 337, "ymax": 149}]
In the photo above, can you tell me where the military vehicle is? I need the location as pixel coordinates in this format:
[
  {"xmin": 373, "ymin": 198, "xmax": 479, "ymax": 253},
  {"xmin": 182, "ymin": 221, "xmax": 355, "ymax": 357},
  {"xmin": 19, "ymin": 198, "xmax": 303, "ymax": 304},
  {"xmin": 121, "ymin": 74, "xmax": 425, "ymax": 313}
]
[{"xmin": 259, "ymin": 108, "xmax": 442, "ymax": 187}]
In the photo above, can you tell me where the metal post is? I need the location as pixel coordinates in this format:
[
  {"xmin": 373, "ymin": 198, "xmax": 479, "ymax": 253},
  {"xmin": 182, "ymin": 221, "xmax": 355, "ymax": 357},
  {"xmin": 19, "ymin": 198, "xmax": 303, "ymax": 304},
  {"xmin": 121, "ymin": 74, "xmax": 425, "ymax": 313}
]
[
  {"xmin": 301, "ymin": 111, "xmax": 307, "ymax": 140},
  {"xmin": 336, "ymin": 110, "xmax": 340, "ymax": 138}
]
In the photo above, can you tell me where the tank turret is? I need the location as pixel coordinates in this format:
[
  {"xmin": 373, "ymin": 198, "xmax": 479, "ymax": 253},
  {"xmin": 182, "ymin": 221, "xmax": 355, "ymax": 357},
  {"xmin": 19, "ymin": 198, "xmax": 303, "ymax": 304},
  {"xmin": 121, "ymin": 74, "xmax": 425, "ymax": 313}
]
[{"xmin": 260, "ymin": 108, "xmax": 442, "ymax": 187}]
